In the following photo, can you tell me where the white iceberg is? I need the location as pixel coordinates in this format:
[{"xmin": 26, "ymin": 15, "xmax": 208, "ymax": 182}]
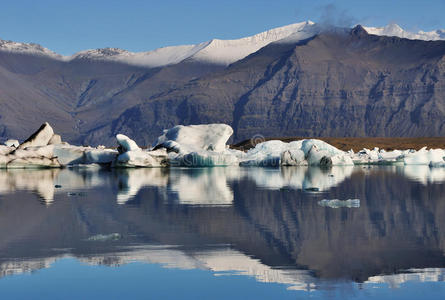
[
  {"xmin": 3, "ymin": 121, "xmax": 445, "ymax": 170},
  {"xmin": 154, "ymin": 124, "xmax": 233, "ymax": 153},
  {"xmin": 241, "ymin": 139, "xmax": 353, "ymax": 167},
  {"xmin": 154, "ymin": 124, "xmax": 241, "ymax": 167}
]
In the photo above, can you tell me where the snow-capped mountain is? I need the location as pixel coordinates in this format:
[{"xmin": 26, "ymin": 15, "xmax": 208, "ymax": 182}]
[
  {"xmin": 69, "ymin": 21, "xmax": 318, "ymax": 67},
  {"xmin": 363, "ymin": 23, "xmax": 445, "ymax": 41},
  {"xmin": 0, "ymin": 21, "xmax": 318, "ymax": 68},
  {"xmin": 2, "ymin": 21, "xmax": 445, "ymax": 69},
  {"xmin": 0, "ymin": 39, "xmax": 63, "ymax": 59}
]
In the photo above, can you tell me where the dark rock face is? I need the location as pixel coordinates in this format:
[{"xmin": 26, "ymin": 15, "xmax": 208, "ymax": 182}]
[
  {"xmin": 1, "ymin": 26, "xmax": 445, "ymax": 146},
  {"xmin": 125, "ymin": 27, "xmax": 445, "ymax": 143}
]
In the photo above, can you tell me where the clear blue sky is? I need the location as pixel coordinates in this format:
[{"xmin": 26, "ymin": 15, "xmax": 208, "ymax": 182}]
[{"xmin": 1, "ymin": 0, "xmax": 444, "ymax": 55}]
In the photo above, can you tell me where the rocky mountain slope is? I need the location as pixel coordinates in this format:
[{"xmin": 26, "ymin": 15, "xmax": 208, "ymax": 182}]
[{"xmin": 0, "ymin": 23, "xmax": 445, "ymax": 146}]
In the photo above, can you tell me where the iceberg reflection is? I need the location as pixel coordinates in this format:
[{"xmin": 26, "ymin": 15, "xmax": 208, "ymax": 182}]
[{"xmin": 2, "ymin": 165, "xmax": 445, "ymax": 205}]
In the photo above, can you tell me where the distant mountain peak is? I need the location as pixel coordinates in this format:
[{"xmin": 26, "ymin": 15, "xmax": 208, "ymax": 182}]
[
  {"xmin": 363, "ymin": 23, "xmax": 445, "ymax": 41},
  {"xmin": 350, "ymin": 25, "xmax": 368, "ymax": 37},
  {"xmin": 0, "ymin": 38, "xmax": 62, "ymax": 59}
]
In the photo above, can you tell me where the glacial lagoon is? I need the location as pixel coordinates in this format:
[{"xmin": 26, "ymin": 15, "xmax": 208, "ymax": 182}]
[{"xmin": 1, "ymin": 166, "xmax": 445, "ymax": 299}]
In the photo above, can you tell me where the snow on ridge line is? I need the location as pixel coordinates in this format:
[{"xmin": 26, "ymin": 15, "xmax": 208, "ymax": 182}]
[
  {"xmin": 3, "ymin": 21, "xmax": 445, "ymax": 68},
  {"xmin": 0, "ymin": 21, "xmax": 319, "ymax": 67},
  {"xmin": 68, "ymin": 20, "xmax": 318, "ymax": 67}
]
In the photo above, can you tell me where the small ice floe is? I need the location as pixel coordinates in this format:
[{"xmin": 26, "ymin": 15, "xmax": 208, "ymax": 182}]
[
  {"xmin": 86, "ymin": 233, "xmax": 122, "ymax": 242},
  {"xmin": 318, "ymin": 199, "xmax": 360, "ymax": 208}
]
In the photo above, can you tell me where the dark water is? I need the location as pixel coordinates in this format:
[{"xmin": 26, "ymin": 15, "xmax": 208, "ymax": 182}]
[{"xmin": 0, "ymin": 166, "xmax": 445, "ymax": 299}]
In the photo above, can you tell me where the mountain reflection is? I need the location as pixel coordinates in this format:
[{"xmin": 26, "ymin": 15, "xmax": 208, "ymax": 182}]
[{"xmin": 0, "ymin": 166, "xmax": 445, "ymax": 290}]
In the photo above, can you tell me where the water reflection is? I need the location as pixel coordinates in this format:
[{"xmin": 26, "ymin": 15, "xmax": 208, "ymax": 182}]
[
  {"xmin": 0, "ymin": 166, "xmax": 445, "ymax": 292},
  {"xmin": 0, "ymin": 166, "xmax": 356, "ymax": 205}
]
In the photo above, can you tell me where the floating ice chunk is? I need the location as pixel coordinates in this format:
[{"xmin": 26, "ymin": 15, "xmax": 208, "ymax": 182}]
[
  {"xmin": 154, "ymin": 124, "xmax": 233, "ymax": 153},
  {"xmin": 18, "ymin": 122, "xmax": 54, "ymax": 149},
  {"xmin": 243, "ymin": 139, "xmax": 351, "ymax": 167},
  {"xmin": 114, "ymin": 133, "xmax": 167, "ymax": 167},
  {"xmin": 116, "ymin": 134, "xmax": 140, "ymax": 152},
  {"xmin": 153, "ymin": 124, "xmax": 238, "ymax": 167},
  {"xmin": 4, "ymin": 139, "xmax": 19, "ymax": 148},
  {"xmin": 318, "ymin": 199, "xmax": 360, "ymax": 208},
  {"xmin": 114, "ymin": 148, "xmax": 168, "ymax": 168}
]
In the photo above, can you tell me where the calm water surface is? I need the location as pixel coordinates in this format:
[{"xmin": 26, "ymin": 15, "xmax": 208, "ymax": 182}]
[{"xmin": 0, "ymin": 166, "xmax": 445, "ymax": 299}]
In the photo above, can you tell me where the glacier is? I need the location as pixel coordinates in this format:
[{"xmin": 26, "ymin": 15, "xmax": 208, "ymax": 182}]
[{"xmin": 1, "ymin": 122, "xmax": 445, "ymax": 169}]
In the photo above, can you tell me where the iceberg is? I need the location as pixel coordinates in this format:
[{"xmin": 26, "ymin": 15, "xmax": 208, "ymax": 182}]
[
  {"xmin": 154, "ymin": 124, "xmax": 233, "ymax": 153},
  {"xmin": 241, "ymin": 139, "xmax": 353, "ymax": 167},
  {"xmin": 154, "ymin": 124, "xmax": 241, "ymax": 167},
  {"xmin": 2, "ymin": 121, "xmax": 445, "ymax": 169}
]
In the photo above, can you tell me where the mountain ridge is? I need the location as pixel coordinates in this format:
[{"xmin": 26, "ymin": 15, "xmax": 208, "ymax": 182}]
[
  {"xmin": 1, "ymin": 23, "xmax": 445, "ymax": 145},
  {"xmin": 2, "ymin": 21, "xmax": 444, "ymax": 68}
]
